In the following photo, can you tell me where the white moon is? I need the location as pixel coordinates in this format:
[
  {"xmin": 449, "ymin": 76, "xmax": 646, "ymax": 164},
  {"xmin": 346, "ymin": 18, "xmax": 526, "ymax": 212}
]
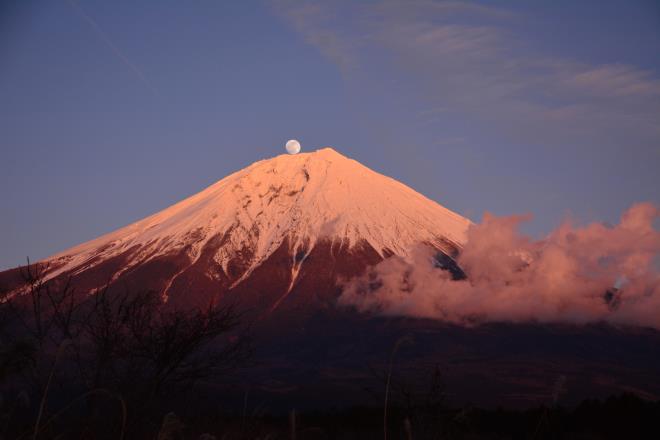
[{"xmin": 285, "ymin": 139, "xmax": 301, "ymax": 155}]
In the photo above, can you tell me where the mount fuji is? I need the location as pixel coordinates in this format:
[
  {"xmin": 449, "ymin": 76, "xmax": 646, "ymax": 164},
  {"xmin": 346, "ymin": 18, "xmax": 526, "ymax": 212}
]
[
  {"xmin": 1, "ymin": 147, "xmax": 470, "ymax": 314},
  {"xmin": 3, "ymin": 148, "xmax": 659, "ymax": 408}
]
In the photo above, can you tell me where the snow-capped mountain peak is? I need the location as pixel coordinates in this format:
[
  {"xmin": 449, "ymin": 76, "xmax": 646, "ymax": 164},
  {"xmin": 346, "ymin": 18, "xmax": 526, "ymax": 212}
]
[{"xmin": 35, "ymin": 147, "xmax": 471, "ymax": 304}]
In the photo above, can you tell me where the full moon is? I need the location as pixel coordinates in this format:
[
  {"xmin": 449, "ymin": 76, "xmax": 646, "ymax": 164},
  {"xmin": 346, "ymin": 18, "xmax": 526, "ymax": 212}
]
[{"xmin": 285, "ymin": 139, "xmax": 301, "ymax": 155}]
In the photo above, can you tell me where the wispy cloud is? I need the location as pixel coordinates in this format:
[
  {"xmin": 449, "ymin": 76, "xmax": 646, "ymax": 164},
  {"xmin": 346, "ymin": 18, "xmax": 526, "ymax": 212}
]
[
  {"xmin": 565, "ymin": 64, "xmax": 660, "ymax": 98},
  {"xmin": 274, "ymin": 0, "xmax": 660, "ymax": 148},
  {"xmin": 275, "ymin": 1, "xmax": 359, "ymax": 74}
]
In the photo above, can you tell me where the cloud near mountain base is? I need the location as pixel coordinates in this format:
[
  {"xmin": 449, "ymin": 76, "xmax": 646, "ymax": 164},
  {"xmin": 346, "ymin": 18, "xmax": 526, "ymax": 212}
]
[{"xmin": 339, "ymin": 203, "xmax": 660, "ymax": 328}]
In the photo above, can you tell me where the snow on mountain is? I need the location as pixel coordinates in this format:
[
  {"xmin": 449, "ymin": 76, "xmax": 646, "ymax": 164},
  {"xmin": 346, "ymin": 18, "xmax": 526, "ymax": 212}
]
[{"xmin": 14, "ymin": 147, "xmax": 471, "ymax": 306}]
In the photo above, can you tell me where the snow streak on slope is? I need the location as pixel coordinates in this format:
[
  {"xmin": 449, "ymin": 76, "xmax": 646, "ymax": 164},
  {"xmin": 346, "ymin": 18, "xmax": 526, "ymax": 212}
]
[{"xmin": 44, "ymin": 148, "xmax": 471, "ymax": 289}]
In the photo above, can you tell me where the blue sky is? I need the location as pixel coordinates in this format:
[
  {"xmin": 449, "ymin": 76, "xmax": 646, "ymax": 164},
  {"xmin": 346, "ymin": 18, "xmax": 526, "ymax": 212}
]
[{"xmin": 1, "ymin": 0, "xmax": 659, "ymax": 269}]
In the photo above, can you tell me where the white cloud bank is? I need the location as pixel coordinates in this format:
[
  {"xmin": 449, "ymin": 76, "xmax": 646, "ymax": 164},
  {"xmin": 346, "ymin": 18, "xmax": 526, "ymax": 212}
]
[{"xmin": 339, "ymin": 203, "xmax": 660, "ymax": 328}]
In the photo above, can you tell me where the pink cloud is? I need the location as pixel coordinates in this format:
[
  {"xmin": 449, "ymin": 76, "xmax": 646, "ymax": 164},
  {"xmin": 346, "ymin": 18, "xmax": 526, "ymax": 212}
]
[
  {"xmin": 566, "ymin": 64, "xmax": 660, "ymax": 98},
  {"xmin": 339, "ymin": 203, "xmax": 660, "ymax": 328}
]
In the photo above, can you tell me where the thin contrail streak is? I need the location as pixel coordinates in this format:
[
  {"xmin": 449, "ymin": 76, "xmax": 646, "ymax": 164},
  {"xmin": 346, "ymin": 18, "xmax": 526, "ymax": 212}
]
[{"xmin": 66, "ymin": 0, "xmax": 160, "ymax": 98}]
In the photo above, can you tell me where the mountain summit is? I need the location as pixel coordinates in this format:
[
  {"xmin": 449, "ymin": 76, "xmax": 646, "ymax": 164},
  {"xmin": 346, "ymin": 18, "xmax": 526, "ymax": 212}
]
[{"xmin": 3, "ymin": 148, "xmax": 471, "ymax": 311}]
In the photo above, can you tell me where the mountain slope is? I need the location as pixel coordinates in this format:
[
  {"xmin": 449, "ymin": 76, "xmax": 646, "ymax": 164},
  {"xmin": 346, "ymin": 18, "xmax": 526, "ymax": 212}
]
[{"xmin": 2, "ymin": 148, "xmax": 471, "ymax": 311}]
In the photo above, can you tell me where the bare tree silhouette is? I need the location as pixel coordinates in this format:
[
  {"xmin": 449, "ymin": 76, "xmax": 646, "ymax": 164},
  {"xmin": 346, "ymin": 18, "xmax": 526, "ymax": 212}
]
[{"xmin": 0, "ymin": 259, "xmax": 251, "ymax": 439}]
